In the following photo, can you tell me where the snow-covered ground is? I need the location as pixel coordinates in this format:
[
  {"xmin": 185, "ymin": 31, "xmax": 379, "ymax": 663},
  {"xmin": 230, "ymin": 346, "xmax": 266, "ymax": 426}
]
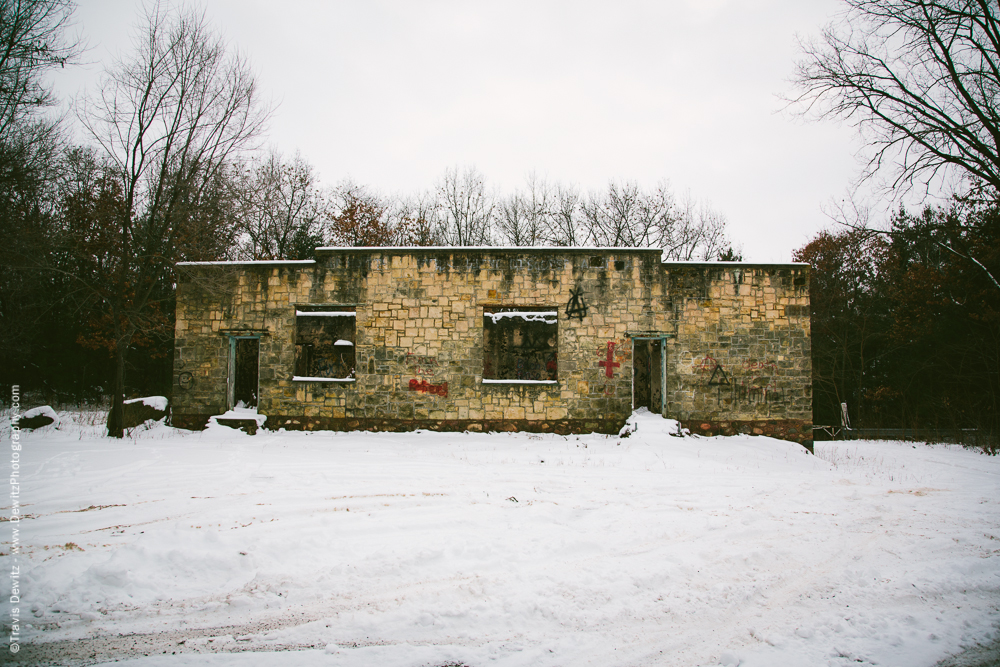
[{"xmin": 3, "ymin": 409, "xmax": 999, "ymax": 667}]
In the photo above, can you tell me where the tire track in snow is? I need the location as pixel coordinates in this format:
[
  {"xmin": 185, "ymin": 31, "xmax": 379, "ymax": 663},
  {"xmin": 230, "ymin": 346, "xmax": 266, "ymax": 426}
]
[
  {"xmin": 606, "ymin": 503, "xmax": 890, "ymax": 666},
  {"xmin": 16, "ymin": 574, "xmax": 494, "ymax": 666}
]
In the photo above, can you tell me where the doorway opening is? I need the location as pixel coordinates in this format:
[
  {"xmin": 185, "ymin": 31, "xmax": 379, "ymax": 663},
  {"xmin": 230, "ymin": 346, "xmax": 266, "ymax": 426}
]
[
  {"xmin": 228, "ymin": 336, "xmax": 260, "ymax": 409},
  {"xmin": 633, "ymin": 338, "xmax": 665, "ymax": 414}
]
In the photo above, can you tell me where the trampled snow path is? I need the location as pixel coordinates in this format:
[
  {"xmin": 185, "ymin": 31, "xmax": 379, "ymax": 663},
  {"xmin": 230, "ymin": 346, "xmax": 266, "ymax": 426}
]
[{"xmin": 2, "ymin": 410, "xmax": 999, "ymax": 667}]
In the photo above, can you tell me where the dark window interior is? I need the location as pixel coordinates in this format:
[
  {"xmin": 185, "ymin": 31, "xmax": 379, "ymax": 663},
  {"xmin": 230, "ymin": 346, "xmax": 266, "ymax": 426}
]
[
  {"xmin": 483, "ymin": 308, "xmax": 558, "ymax": 381},
  {"xmin": 295, "ymin": 310, "xmax": 356, "ymax": 379}
]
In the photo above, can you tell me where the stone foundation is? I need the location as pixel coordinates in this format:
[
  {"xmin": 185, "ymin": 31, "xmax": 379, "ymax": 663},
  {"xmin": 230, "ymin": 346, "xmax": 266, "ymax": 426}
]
[
  {"xmin": 681, "ymin": 419, "xmax": 814, "ymax": 452},
  {"xmin": 171, "ymin": 413, "xmax": 212, "ymax": 430},
  {"xmin": 176, "ymin": 413, "xmax": 625, "ymax": 436},
  {"xmin": 271, "ymin": 415, "xmax": 626, "ymax": 435}
]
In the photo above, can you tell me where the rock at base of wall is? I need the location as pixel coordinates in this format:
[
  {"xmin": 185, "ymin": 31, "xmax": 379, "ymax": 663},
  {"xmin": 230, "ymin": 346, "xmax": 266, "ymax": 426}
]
[
  {"xmin": 19, "ymin": 405, "xmax": 59, "ymax": 430},
  {"xmin": 681, "ymin": 418, "xmax": 813, "ymax": 452},
  {"xmin": 173, "ymin": 413, "xmax": 625, "ymax": 436},
  {"xmin": 107, "ymin": 397, "xmax": 169, "ymax": 431},
  {"xmin": 214, "ymin": 418, "xmax": 259, "ymax": 435}
]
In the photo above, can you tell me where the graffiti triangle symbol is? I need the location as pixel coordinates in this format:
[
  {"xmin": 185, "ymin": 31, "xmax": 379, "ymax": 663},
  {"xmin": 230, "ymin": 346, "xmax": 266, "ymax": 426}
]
[
  {"xmin": 566, "ymin": 288, "xmax": 588, "ymax": 321},
  {"xmin": 708, "ymin": 364, "xmax": 730, "ymax": 386}
]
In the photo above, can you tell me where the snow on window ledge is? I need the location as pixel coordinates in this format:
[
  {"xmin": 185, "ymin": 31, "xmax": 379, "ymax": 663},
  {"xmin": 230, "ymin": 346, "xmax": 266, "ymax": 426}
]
[
  {"xmin": 292, "ymin": 376, "xmax": 356, "ymax": 383},
  {"xmin": 295, "ymin": 311, "xmax": 356, "ymax": 317},
  {"xmin": 483, "ymin": 310, "xmax": 558, "ymax": 324},
  {"xmin": 481, "ymin": 379, "xmax": 558, "ymax": 385}
]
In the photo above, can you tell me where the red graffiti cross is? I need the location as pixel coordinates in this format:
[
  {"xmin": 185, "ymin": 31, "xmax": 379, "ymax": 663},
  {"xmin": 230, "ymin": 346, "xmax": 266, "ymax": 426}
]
[{"xmin": 599, "ymin": 342, "xmax": 620, "ymax": 378}]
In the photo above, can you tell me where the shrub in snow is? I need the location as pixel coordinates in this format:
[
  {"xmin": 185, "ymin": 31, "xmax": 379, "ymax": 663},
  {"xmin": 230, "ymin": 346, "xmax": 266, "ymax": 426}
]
[
  {"xmin": 107, "ymin": 396, "xmax": 169, "ymax": 431},
  {"xmin": 18, "ymin": 406, "xmax": 59, "ymax": 430}
]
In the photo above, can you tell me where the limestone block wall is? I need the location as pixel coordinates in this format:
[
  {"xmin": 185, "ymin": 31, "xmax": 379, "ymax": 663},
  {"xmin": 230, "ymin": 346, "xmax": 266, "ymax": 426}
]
[
  {"xmin": 172, "ymin": 267, "xmax": 237, "ymax": 417},
  {"xmin": 171, "ymin": 250, "xmax": 812, "ymax": 446},
  {"xmin": 172, "ymin": 260, "xmax": 317, "ymax": 419},
  {"xmin": 665, "ymin": 264, "xmax": 812, "ymax": 445},
  {"xmin": 173, "ymin": 249, "xmax": 674, "ymax": 434}
]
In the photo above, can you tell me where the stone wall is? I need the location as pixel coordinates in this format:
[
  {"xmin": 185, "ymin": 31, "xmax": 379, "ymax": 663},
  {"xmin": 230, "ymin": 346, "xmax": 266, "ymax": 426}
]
[
  {"xmin": 172, "ymin": 249, "xmax": 812, "ymax": 447},
  {"xmin": 665, "ymin": 264, "xmax": 812, "ymax": 447}
]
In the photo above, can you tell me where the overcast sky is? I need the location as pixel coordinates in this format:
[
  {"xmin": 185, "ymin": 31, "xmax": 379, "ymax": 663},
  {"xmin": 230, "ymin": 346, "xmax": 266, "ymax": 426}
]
[{"xmin": 52, "ymin": 0, "xmax": 868, "ymax": 262}]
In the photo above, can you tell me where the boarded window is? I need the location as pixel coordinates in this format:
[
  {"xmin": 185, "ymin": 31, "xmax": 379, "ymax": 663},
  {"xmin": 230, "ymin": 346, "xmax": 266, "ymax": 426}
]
[
  {"xmin": 294, "ymin": 309, "xmax": 356, "ymax": 381},
  {"xmin": 483, "ymin": 308, "xmax": 558, "ymax": 383}
]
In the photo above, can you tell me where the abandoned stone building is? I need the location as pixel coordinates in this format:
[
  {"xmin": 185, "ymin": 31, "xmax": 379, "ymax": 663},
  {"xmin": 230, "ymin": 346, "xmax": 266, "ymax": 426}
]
[{"xmin": 172, "ymin": 247, "xmax": 813, "ymax": 448}]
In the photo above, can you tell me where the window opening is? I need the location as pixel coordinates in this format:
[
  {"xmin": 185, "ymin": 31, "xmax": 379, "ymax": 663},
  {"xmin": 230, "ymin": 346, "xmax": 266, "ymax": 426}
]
[
  {"xmin": 483, "ymin": 308, "xmax": 558, "ymax": 384},
  {"xmin": 294, "ymin": 309, "xmax": 356, "ymax": 381}
]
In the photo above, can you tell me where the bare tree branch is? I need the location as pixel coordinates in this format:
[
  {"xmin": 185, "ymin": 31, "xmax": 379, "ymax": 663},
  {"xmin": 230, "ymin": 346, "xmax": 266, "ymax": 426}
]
[
  {"xmin": 74, "ymin": 2, "xmax": 269, "ymax": 437},
  {"xmin": 497, "ymin": 172, "xmax": 552, "ymax": 246},
  {"xmin": 0, "ymin": 0, "xmax": 79, "ymax": 139},
  {"xmin": 230, "ymin": 150, "xmax": 325, "ymax": 259},
  {"xmin": 436, "ymin": 165, "xmax": 494, "ymax": 246},
  {"xmin": 792, "ymin": 0, "xmax": 1000, "ymax": 198}
]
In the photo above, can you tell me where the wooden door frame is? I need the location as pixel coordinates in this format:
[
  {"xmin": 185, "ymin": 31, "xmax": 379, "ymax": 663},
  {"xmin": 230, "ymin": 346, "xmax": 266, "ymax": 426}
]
[
  {"xmin": 631, "ymin": 336, "xmax": 668, "ymax": 415},
  {"xmin": 227, "ymin": 334, "xmax": 261, "ymax": 411}
]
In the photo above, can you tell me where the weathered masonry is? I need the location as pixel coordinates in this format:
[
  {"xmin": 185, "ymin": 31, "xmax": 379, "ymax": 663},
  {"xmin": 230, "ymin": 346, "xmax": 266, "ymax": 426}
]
[{"xmin": 172, "ymin": 248, "xmax": 813, "ymax": 447}]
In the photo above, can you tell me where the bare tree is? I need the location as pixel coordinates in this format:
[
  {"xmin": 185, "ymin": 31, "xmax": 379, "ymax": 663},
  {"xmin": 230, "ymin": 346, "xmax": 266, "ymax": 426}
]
[
  {"xmin": 436, "ymin": 165, "xmax": 494, "ymax": 245},
  {"xmin": 391, "ymin": 192, "xmax": 444, "ymax": 246},
  {"xmin": 0, "ymin": 0, "xmax": 80, "ymax": 192},
  {"xmin": 543, "ymin": 183, "xmax": 584, "ymax": 246},
  {"xmin": 497, "ymin": 172, "xmax": 554, "ymax": 246},
  {"xmin": 76, "ymin": 3, "xmax": 268, "ymax": 437},
  {"xmin": 581, "ymin": 181, "xmax": 676, "ymax": 247},
  {"xmin": 792, "ymin": 0, "xmax": 1000, "ymax": 197},
  {"xmin": 0, "ymin": 0, "xmax": 79, "ymax": 140},
  {"xmin": 668, "ymin": 193, "xmax": 732, "ymax": 260},
  {"xmin": 231, "ymin": 150, "xmax": 325, "ymax": 260},
  {"xmin": 578, "ymin": 180, "xmax": 732, "ymax": 258}
]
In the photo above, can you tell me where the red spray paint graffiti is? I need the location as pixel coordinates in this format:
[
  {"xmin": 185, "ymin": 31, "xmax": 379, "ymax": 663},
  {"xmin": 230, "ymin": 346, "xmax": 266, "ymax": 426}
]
[
  {"xmin": 742, "ymin": 360, "xmax": 777, "ymax": 373},
  {"xmin": 599, "ymin": 341, "xmax": 620, "ymax": 379},
  {"xmin": 409, "ymin": 379, "xmax": 448, "ymax": 398},
  {"xmin": 694, "ymin": 355, "xmax": 719, "ymax": 373}
]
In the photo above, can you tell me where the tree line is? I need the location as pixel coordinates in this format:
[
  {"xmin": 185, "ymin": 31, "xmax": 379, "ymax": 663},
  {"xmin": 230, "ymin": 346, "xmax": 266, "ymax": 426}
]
[
  {"xmin": 225, "ymin": 160, "xmax": 737, "ymax": 259},
  {"xmin": 0, "ymin": 1, "xmax": 737, "ymax": 435},
  {"xmin": 795, "ymin": 204, "xmax": 1000, "ymax": 441},
  {"xmin": 7, "ymin": 0, "xmax": 996, "ymax": 444},
  {"xmin": 791, "ymin": 0, "xmax": 1000, "ymax": 446}
]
